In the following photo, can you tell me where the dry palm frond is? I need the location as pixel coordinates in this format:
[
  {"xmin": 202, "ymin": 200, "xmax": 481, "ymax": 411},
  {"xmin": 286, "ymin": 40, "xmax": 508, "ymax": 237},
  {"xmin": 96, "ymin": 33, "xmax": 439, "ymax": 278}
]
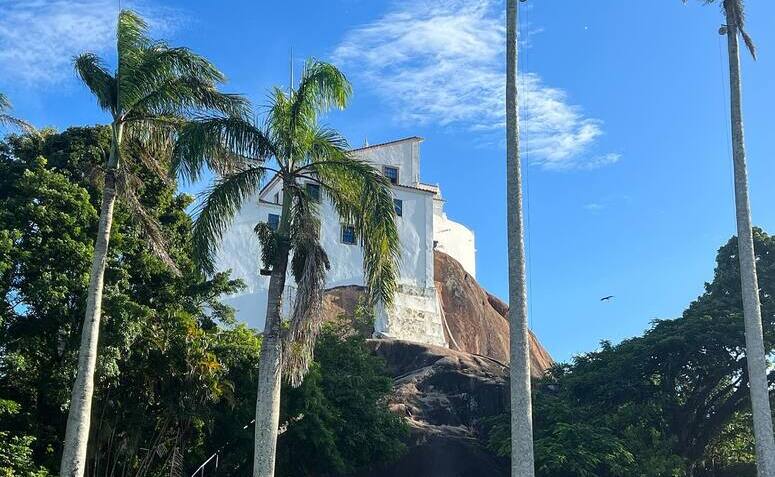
[
  {"xmin": 283, "ymin": 191, "xmax": 329, "ymax": 386},
  {"xmin": 283, "ymin": 238, "xmax": 329, "ymax": 387},
  {"xmin": 0, "ymin": 93, "xmax": 36, "ymax": 133},
  {"xmin": 689, "ymin": 0, "xmax": 756, "ymax": 58},
  {"xmin": 115, "ymin": 167, "xmax": 180, "ymax": 275}
]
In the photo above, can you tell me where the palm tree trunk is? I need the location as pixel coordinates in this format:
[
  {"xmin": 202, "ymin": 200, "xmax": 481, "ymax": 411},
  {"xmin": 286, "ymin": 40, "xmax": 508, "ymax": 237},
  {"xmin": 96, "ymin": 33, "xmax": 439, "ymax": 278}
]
[
  {"xmin": 61, "ymin": 174, "xmax": 118, "ymax": 477},
  {"xmin": 724, "ymin": 8, "xmax": 775, "ymax": 476},
  {"xmin": 253, "ymin": 187, "xmax": 292, "ymax": 477},
  {"xmin": 506, "ymin": 1, "xmax": 535, "ymax": 476},
  {"xmin": 61, "ymin": 124, "xmax": 123, "ymax": 477}
]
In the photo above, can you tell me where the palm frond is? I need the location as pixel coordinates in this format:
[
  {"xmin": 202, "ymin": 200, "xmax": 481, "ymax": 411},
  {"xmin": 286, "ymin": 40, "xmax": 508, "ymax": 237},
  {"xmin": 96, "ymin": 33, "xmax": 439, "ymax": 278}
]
[
  {"xmin": 0, "ymin": 114, "xmax": 35, "ymax": 133},
  {"xmin": 123, "ymin": 129, "xmax": 176, "ymax": 185},
  {"xmin": 172, "ymin": 116, "xmax": 274, "ymax": 184},
  {"xmin": 117, "ymin": 9, "xmax": 151, "ymax": 66},
  {"xmin": 74, "ymin": 53, "xmax": 117, "ymax": 113},
  {"xmin": 126, "ymin": 75, "xmax": 248, "ymax": 119},
  {"xmin": 690, "ymin": 0, "xmax": 756, "ymax": 58},
  {"xmin": 304, "ymin": 137, "xmax": 400, "ymax": 307},
  {"xmin": 0, "ymin": 93, "xmax": 35, "ymax": 133},
  {"xmin": 284, "ymin": 189, "xmax": 330, "ymax": 386},
  {"xmin": 115, "ymin": 167, "xmax": 180, "ymax": 275},
  {"xmin": 727, "ymin": 0, "xmax": 756, "ymax": 59},
  {"xmin": 192, "ymin": 165, "xmax": 268, "ymax": 274},
  {"xmin": 266, "ymin": 87, "xmax": 293, "ymax": 166},
  {"xmin": 119, "ymin": 46, "xmax": 242, "ymax": 114},
  {"xmin": 289, "ymin": 60, "xmax": 351, "ymax": 137}
]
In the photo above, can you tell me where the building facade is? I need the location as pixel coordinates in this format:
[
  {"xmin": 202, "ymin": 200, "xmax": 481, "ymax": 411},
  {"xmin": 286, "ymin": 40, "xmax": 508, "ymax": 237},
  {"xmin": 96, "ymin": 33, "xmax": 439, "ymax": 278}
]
[{"xmin": 215, "ymin": 137, "xmax": 475, "ymax": 347}]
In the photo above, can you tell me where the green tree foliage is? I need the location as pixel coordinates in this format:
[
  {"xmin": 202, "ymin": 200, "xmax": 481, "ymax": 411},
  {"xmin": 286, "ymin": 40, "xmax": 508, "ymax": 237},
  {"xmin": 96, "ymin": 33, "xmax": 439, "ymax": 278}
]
[
  {"xmin": 0, "ymin": 128, "xmax": 253, "ymax": 475},
  {"xmin": 0, "ymin": 400, "xmax": 50, "ymax": 477},
  {"xmin": 1, "ymin": 128, "xmax": 406, "ymax": 476},
  {"xmin": 487, "ymin": 229, "xmax": 775, "ymax": 477},
  {"xmin": 276, "ymin": 322, "xmax": 407, "ymax": 477}
]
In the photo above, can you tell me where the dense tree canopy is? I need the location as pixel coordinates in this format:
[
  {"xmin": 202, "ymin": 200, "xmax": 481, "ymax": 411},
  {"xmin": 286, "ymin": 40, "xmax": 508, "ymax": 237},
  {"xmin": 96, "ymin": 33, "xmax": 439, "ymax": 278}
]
[
  {"xmin": 487, "ymin": 229, "xmax": 775, "ymax": 477},
  {"xmin": 0, "ymin": 128, "xmax": 406, "ymax": 476}
]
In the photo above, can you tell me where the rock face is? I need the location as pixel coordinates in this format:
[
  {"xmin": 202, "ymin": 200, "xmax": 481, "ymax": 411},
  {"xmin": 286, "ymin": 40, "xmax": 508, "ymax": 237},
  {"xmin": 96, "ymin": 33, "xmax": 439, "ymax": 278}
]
[
  {"xmin": 434, "ymin": 251, "xmax": 553, "ymax": 376},
  {"xmin": 321, "ymin": 252, "xmax": 553, "ymax": 477},
  {"xmin": 358, "ymin": 339, "xmax": 511, "ymax": 477}
]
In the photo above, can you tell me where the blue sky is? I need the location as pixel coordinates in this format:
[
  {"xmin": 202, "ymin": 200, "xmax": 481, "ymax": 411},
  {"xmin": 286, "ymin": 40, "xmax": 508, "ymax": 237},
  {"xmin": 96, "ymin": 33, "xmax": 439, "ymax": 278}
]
[{"xmin": 2, "ymin": 0, "xmax": 774, "ymax": 363}]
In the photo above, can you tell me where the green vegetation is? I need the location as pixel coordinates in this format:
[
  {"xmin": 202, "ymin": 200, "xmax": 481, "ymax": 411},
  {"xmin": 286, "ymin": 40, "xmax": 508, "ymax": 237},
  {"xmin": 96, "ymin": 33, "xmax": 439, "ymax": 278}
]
[
  {"xmin": 0, "ymin": 128, "xmax": 406, "ymax": 476},
  {"xmin": 486, "ymin": 229, "xmax": 775, "ymax": 477}
]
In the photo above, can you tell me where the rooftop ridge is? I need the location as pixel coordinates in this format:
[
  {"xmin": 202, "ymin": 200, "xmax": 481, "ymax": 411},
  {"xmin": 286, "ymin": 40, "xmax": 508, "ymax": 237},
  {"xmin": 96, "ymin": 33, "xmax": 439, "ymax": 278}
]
[{"xmin": 349, "ymin": 136, "xmax": 423, "ymax": 152}]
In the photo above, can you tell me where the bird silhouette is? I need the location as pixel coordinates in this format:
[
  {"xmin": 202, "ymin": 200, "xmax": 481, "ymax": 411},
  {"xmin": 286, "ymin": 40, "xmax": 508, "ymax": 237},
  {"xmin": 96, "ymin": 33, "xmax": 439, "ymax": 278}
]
[{"xmin": 600, "ymin": 295, "xmax": 615, "ymax": 302}]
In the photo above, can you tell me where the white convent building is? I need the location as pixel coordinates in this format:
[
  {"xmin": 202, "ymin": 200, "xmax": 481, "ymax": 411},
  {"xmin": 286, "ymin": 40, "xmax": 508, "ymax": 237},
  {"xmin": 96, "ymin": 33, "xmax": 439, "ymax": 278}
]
[{"xmin": 215, "ymin": 137, "xmax": 476, "ymax": 347}]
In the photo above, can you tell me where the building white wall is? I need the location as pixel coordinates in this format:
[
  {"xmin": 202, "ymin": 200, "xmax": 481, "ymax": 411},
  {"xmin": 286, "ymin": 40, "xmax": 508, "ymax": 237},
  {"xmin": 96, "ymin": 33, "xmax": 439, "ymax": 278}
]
[
  {"xmin": 213, "ymin": 137, "xmax": 474, "ymax": 348},
  {"xmin": 433, "ymin": 197, "xmax": 476, "ymax": 278}
]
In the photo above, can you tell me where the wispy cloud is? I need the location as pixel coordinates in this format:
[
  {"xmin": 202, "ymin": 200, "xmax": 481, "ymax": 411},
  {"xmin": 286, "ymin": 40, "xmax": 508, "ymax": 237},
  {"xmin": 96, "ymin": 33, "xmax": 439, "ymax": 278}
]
[
  {"xmin": 0, "ymin": 0, "xmax": 180, "ymax": 86},
  {"xmin": 333, "ymin": 0, "xmax": 618, "ymax": 171},
  {"xmin": 583, "ymin": 202, "xmax": 605, "ymax": 213}
]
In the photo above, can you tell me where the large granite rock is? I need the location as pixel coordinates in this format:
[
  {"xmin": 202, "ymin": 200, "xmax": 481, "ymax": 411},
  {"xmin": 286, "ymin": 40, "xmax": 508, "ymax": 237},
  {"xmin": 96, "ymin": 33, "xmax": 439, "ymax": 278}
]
[
  {"xmin": 320, "ymin": 252, "xmax": 553, "ymax": 476},
  {"xmin": 355, "ymin": 339, "xmax": 511, "ymax": 477},
  {"xmin": 434, "ymin": 251, "xmax": 552, "ymax": 376}
]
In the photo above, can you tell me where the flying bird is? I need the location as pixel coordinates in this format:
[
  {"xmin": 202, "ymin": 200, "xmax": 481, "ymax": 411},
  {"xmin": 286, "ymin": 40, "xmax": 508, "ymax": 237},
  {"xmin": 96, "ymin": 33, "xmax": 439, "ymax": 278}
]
[{"xmin": 600, "ymin": 295, "xmax": 615, "ymax": 302}]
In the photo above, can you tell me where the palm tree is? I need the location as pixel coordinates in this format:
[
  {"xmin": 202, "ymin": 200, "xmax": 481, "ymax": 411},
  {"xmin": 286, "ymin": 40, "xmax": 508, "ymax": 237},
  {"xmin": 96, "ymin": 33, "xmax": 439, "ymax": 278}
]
[
  {"xmin": 176, "ymin": 60, "xmax": 399, "ymax": 477},
  {"xmin": 178, "ymin": 59, "xmax": 399, "ymax": 477},
  {"xmin": 506, "ymin": 1, "xmax": 535, "ymax": 476},
  {"xmin": 61, "ymin": 10, "xmax": 246, "ymax": 477},
  {"xmin": 0, "ymin": 93, "xmax": 35, "ymax": 132},
  {"xmin": 685, "ymin": 1, "xmax": 775, "ymax": 475}
]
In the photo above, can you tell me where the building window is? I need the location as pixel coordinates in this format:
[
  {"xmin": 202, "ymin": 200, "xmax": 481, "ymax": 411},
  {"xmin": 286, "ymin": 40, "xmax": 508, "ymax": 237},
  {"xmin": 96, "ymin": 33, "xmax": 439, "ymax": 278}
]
[
  {"xmin": 274, "ymin": 192, "xmax": 280, "ymax": 204},
  {"xmin": 341, "ymin": 224, "xmax": 356, "ymax": 245},
  {"xmin": 383, "ymin": 166, "xmax": 399, "ymax": 185},
  {"xmin": 393, "ymin": 198, "xmax": 403, "ymax": 217},
  {"xmin": 306, "ymin": 183, "xmax": 321, "ymax": 202},
  {"xmin": 267, "ymin": 213, "xmax": 280, "ymax": 231}
]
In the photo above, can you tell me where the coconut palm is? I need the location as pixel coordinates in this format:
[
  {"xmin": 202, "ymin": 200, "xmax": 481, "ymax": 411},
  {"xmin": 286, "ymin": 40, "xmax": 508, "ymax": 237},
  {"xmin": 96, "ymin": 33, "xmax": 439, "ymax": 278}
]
[
  {"xmin": 61, "ymin": 10, "xmax": 247, "ymax": 477},
  {"xmin": 684, "ymin": 1, "xmax": 775, "ymax": 475},
  {"xmin": 176, "ymin": 59, "xmax": 399, "ymax": 477},
  {"xmin": 506, "ymin": 0, "xmax": 535, "ymax": 476},
  {"xmin": 0, "ymin": 93, "xmax": 35, "ymax": 132}
]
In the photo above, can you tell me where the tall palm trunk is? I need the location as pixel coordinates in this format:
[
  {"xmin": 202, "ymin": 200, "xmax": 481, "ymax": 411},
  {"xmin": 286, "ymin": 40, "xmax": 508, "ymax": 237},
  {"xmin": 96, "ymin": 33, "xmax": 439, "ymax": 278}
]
[
  {"xmin": 253, "ymin": 186, "xmax": 292, "ymax": 477},
  {"xmin": 61, "ymin": 124, "xmax": 123, "ymax": 477},
  {"xmin": 506, "ymin": 1, "xmax": 535, "ymax": 476},
  {"xmin": 724, "ymin": 6, "xmax": 775, "ymax": 476}
]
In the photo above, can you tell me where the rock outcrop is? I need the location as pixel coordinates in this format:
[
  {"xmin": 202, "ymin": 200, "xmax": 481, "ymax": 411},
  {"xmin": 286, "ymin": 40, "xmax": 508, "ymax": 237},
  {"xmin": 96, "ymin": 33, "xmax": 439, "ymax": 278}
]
[
  {"xmin": 321, "ymin": 251, "xmax": 553, "ymax": 374},
  {"xmin": 434, "ymin": 251, "xmax": 553, "ymax": 375},
  {"xmin": 358, "ymin": 339, "xmax": 511, "ymax": 477},
  {"xmin": 320, "ymin": 252, "xmax": 553, "ymax": 476}
]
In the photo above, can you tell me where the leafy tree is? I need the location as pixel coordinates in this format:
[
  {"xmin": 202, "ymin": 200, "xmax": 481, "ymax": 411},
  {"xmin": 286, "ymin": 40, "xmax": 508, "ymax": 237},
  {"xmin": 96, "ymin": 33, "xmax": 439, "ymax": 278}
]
[
  {"xmin": 486, "ymin": 229, "xmax": 775, "ymax": 477},
  {"xmin": 0, "ymin": 128, "xmax": 253, "ymax": 476},
  {"xmin": 63, "ymin": 10, "xmax": 247, "ymax": 475},
  {"xmin": 276, "ymin": 322, "xmax": 407, "ymax": 477},
  {"xmin": 0, "ymin": 400, "xmax": 50, "ymax": 477},
  {"xmin": 180, "ymin": 59, "xmax": 400, "ymax": 477},
  {"xmin": 681, "ymin": 2, "xmax": 775, "ymax": 474}
]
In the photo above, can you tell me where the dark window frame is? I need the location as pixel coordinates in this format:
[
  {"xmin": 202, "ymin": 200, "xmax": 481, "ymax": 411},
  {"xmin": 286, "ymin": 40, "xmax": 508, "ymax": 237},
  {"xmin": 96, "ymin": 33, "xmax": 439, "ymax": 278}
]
[
  {"xmin": 267, "ymin": 213, "xmax": 280, "ymax": 231},
  {"xmin": 393, "ymin": 198, "xmax": 403, "ymax": 217},
  {"xmin": 341, "ymin": 224, "xmax": 357, "ymax": 245},
  {"xmin": 383, "ymin": 166, "xmax": 399, "ymax": 185},
  {"xmin": 305, "ymin": 182, "xmax": 321, "ymax": 202}
]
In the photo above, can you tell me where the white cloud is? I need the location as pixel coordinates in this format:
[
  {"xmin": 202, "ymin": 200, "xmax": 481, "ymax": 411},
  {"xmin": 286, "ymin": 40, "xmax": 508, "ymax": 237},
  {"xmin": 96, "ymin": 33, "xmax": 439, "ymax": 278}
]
[
  {"xmin": 333, "ymin": 0, "xmax": 618, "ymax": 171},
  {"xmin": 583, "ymin": 202, "xmax": 604, "ymax": 212},
  {"xmin": 0, "ymin": 0, "xmax": 179, "ymax": 85}
]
